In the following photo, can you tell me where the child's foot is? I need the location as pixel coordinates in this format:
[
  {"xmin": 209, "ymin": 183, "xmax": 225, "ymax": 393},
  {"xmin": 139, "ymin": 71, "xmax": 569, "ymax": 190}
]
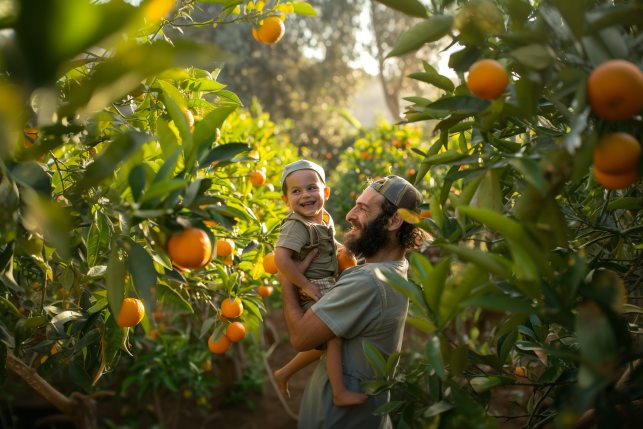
[
  {"xmin": 332, "ymin": 390, "xmax": 368, "ymax": 406},
  {"xmin": 273, "ymin": 368, "xmax": 290, "ymax": 399}
]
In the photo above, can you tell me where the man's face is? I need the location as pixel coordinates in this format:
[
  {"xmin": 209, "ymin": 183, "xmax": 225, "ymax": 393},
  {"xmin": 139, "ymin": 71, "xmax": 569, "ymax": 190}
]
[{"xmin": 343, "ymin": 187, "xmax": 391, "ymax": 258}]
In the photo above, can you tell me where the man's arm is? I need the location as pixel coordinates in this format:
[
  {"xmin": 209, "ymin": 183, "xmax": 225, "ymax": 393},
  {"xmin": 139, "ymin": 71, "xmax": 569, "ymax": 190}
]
[{"xmin": 281, "ymin": 275, "xmax": 335, "ymax": 351}]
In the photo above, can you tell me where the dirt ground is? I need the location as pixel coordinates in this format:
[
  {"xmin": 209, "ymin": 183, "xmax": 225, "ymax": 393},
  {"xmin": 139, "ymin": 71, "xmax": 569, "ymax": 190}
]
[{"xmin": 205, "ymin": 308, "xmax": 314, "ymax": 429}]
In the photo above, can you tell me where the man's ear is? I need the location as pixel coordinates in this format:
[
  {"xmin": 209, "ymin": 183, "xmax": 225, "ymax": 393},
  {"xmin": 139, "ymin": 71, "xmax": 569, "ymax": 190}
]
[
  {"xmin": 387, "ymin": 212, "xmax": 404, "ymax": 231},
  {"xmin": 281, "ymin": 194, "xmax": 288, "ymax": 205},
  {"xmin": 324, "ymin": 187, "xmax": 331, "ymax": 200}
]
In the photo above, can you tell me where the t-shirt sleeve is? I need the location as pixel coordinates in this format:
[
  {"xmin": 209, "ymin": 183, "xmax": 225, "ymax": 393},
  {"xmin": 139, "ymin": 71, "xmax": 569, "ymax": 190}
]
[
  {"xmin": 311, "ymin": 268, "xmax": 379, "ymax": 339},
  {"xmin": 276, "ymin": 219, "xmax": 309, "ymax": 253}
]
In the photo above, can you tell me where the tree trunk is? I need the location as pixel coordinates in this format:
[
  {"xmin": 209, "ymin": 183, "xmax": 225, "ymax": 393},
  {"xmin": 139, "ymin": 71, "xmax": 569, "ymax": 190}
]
[
  {"xmin": 6, "ymin": 353, "xmax": 97, "ymax": 429},
  {"xmin": 370, "ymin": 0, "xmax": 401, "ymax": 121}
]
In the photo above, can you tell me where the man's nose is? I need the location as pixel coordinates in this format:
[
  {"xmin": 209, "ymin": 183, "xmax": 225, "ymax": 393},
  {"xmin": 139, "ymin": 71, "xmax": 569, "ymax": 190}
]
[{"xmin": 346, "ymin": 207, "xmax": 356, "ymax": 222}]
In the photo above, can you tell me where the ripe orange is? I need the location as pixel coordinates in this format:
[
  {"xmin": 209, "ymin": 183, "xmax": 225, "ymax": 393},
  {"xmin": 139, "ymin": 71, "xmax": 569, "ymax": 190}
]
[
  {"xmin": 117, "ymin": 298, "xmax": 145, "ymax": 327},
  {"xmin": 252, "ymin": 16, "xmax": 285, "ymax": 44},
  {"xmin": 593, "ymin": 132, "xmax": 641, "ymax": 174},
  {"xmin": 466, "ymin": 59, "xmax": 509, "ymax": 100},
  {"xmin": 337, "ymin": 248, "xmax": 357, "ymax": 274},
  {"xmin": 587, "ymin": 59, "xmax": 643, "ymax": 121},
  {"xmin": 208, "ymin": 334, "xmax": 230, "ymax": 354},
  {"xmin": 204, "ymin": 220, "xmax": 218, "ymax": 227},
  {"xmin": 225, "ymin": 321, "xmax": 246, "ymax": 342},
  {"xmin": 215, "ymin": 238, "xmax": 235, "ymax": 258},
  {"xmin": 405, "ymin": 168, "xmax": 416, "ymax": 178},
  {"xmin": 514, "ymin": 367, "xmax": 528, "ymax": 377},
  {"xmin": 361, "ymin": 151, "xmax": 371, "ymax": 161},
  {"xmin": 167, "ymin": 227, "xmax": 212, "ymax": 270},
  {"xmin": 221, "ymin": 297, "xmax": 243, "ymax": 318},
  {"xmin": 263, "ymin": 252, "xmax": 278, "ymax": 274},
  {"xmin": 593, "ymin": 167, "xmax": 638, "ymax": 190},
  {"xmin": 24, "ymin": 127, "xmax": 38, "ymax": 148},
  {"xmin": 257, "ymin": 285, "xmax": 274, "ymax": 298},
  {"xmin": 250, "ymin": 169, "xmax": 266, "ymax": 186},
  {"xmin": 420, "ymin": 209, "xmax": 432, "ymax": 218}
]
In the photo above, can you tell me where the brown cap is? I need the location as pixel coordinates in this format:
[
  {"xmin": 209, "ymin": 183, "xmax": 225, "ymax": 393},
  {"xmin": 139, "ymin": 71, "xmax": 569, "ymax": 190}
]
[
  {"xmin": 370, "ymin": 175, "xmax": 421, "ymax": 212},
  {"xmin": 280, "ymin": 160, "xmax": 326, "ymax": 190}
]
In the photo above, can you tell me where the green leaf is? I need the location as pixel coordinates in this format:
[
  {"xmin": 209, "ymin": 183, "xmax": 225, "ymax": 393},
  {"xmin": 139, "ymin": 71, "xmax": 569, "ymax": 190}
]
[
  {"xmin": 470, "ymin": 376, "xmax": 503, "ymax": 393},
  {"xmin": 408, "ymin": 71, "xmax": 455, "ymax": 92},
  {"xmin": 510, "ymin": 44, "xmax": 556, "ymax": 69},
  {"xmin": 158, "ymin": 283, "xmax": 193, "ymax": 313},
  {"xmin": 193, "ymin": 106, "xmax": 237, "ymax": 159},
  {"xmin": 377, "ymin": 269, "xmax": 427, "ymax": 314},
  {"xmin": 427, "ymin": 96, "xmax": 490, "ymax": 115},
  {"xmin": 375, "ymin": 0, "xmax": 427, "ymax": 18},
  {"xmin": 440, "ymin": 244, "xmax": 512, "ymax": 280},
  {"xmin": 106, "ymin": 246, "xmax": 126, "ymax": 323},
  {"xmin": 292, "ymin": 2, "xmax": 317, "ymax": 16},
  {"xmin": 423, "ymin": 401, "xmax": 454, "ymax": 418},
  {"xmin": 426, "ymin": 336, "xmax": 446, "ymax": 379},
  {"xmin": 362, "ymin": 341, "xmax": 386, "ymax": 377},
  {"xmin": 199, "ymin": 143, "xmax": 252, "ymax": 168},
  {"xmin": 80, "ymin": 132, "xmax": 149, "ymax": 189},
  {"xmin": 463, "ymin": 295, "xmax": 535, "ymax": 314},
  {"xmin": 125, "ymin": 239, "xmax": 157, "ymax": 313},
  {"xmin": 406, "ymin": 316, "xmax": 436, "ymax": 333},
  {"xmin": 508, "ymin": 158, "xmax": 545, "ymax": 193},
  {"xmin": 128, "ymin": 164, "xmax": 147, "ymax": 202},
  {"xmin": 387, "ymin": 15, "xmax": 453, "ymax": 58},
  {"xmin": 139, "ymin": 179, "xmax": 187, "ymax": 204}
]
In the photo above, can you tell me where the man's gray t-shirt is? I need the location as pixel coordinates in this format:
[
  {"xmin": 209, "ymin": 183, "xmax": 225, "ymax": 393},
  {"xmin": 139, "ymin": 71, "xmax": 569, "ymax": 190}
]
[{"xmin": 297, "ymin": 259, "xmax": 409, "ymax": 429}]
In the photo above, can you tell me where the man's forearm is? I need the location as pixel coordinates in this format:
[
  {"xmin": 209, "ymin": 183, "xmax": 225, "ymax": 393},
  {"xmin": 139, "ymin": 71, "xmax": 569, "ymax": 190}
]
[{"xmin": 281, "ymin": 276, "xmax": 335, "ymax": 351}]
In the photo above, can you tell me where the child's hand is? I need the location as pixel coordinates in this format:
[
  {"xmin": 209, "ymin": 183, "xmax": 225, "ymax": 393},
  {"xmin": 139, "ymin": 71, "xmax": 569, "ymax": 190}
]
[
  {"xmin": 292, "ymin": 247, "xmax": 319, "ymax": 274},
  {"xmin": 300, "ymin": 281, "xmax": 322, "ymax": 301}
]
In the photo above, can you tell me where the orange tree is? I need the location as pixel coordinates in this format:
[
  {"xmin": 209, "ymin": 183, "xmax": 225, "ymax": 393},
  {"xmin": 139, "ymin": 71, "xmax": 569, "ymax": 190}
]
[
  {"xmin": 0, "ymin": 0, "xmax": 310, "ymax": 426},
  {"xmin": 360, "ymin": 0, "xmax": 642, "ymax": 428}
]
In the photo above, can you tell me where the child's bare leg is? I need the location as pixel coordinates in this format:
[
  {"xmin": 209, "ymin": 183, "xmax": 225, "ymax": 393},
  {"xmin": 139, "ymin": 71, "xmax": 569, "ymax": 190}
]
[
  {"xmin": 326, "ymin": 337, "xmax": 368, "ymax": 406},
  {"xmin": 274, "ymin": 349, "xmax": 323, "ymax": 398}
]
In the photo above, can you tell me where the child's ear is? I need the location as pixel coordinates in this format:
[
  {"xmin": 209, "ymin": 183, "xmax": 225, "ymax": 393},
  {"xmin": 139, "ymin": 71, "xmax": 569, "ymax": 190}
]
[
  {"xmin": 281, "ymin": 194, "xmax": 288, "ymax": 204},
  {"xmin": 324, "ymin": 187, "xmax": 331, "ymax": 200}
]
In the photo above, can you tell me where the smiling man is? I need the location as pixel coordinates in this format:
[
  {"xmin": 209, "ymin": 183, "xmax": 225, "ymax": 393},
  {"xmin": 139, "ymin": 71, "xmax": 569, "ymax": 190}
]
[{"xmin": 280, "ymin": 175, "xmax": 427, "ymax": 428}]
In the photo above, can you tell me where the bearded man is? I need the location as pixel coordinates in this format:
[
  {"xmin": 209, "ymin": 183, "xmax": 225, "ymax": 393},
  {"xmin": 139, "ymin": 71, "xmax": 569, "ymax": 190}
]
[{"xmin": 280, "ymin": 175, "xmax": 427, "ymax": 429}]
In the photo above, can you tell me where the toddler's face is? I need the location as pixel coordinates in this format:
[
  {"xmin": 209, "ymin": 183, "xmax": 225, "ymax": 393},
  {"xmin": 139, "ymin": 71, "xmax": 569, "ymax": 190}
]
[{"xmin": 282, "ymin": 169, "xmax": 329, "ymax": 221}]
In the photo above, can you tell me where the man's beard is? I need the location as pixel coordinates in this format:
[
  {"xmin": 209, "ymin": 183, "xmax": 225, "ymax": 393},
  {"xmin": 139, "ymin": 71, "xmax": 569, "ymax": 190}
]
[{"xmin": 343, "ymin": 212, "xmax": 390, "ymax": 259}]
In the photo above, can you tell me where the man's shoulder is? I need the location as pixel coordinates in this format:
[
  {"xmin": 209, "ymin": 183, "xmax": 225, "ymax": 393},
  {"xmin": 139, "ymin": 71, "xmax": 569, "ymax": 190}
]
[{"xmin": 338, "ymin": 260, "xmax": 408, "ymax": 281}]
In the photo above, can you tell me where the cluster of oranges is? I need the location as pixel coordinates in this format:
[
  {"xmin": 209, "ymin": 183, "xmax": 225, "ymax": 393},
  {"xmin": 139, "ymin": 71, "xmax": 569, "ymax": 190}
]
[
  {"xmin": 208, "ymin": 297, "xmax": 246, "ymax": 354},
  {"xmin": 588, "ymin": 60, "xmax": 642, "ymax": 190},
  {"xmin": 466, "ymin": 57, "xmax": 642, "ymax": 190}
]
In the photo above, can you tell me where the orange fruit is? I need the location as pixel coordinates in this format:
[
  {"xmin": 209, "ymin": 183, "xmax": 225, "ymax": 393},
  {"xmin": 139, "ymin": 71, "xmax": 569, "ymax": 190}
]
[
  {"xmin": 208, "ymin": 334, "xmax": 230, "ymax": 354},
  {"xmin": 593, "ymin": 167, "xmax": 638, "ymax": 190},
  {"xmin": 587, "ymin": 59, "xmax": 643, "ymax": 121},
  {"xmin": 420, "ymin": 209, "xmax": 432, "ymax": 218},
  {"xmin": 204, "ymin": 220, "xmax": 218, "ymax": 227},
  {"xmin": 24, "ymin": 127, "xmax": 38, "ymax": 148},
  {"xmin": 466, "ymin": 59, "xmax": 509, "ymax": 100},
  {"xmin": 257, "ymin": 285, "xmax": 274, "ymax": 298},
  {"xmin": 593, "ymin": 132, "xmax": 641, "ymax": 174},
  {"xmin": 221, "ymin": 297, "xmax": 243, "ymax": 318},
  {"xmin": 117, "ymin": 298, "xmax": 145, "ymax": 327},
  {"xmin": 514, "ymin": 367, "xmax": 528, "ymax": 377},
  {"xmin": 361, "ymin": 151, "xmax": 371, "ymax": 161},
  {"xmin": 405, "ymin": 168, "xmax": 416, "ymax": 178},
  {"xmin": 167, "ymin": 227, "xmax": 212, "ymax": 270},
  {"xmin": 215, "ymin": 238, "xmax": 235, "ymax": 258},
  {"xmin": 262, "ymin": 252, "xmax": 278, "ymax": 274},
  {"xmin": 225, "ymin": 321, "xmax": 246, "ymax": 342},
  {"xmin": 337, "ymin": 248, "xmax": 357, "ymax": 274},
  {"xmin": 250, "ymin": 169, "xmax": 266, "ymax": 186},
  {"xmin": 252, "ymin": 16, "xmax": 285, "ymax": 44}
]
